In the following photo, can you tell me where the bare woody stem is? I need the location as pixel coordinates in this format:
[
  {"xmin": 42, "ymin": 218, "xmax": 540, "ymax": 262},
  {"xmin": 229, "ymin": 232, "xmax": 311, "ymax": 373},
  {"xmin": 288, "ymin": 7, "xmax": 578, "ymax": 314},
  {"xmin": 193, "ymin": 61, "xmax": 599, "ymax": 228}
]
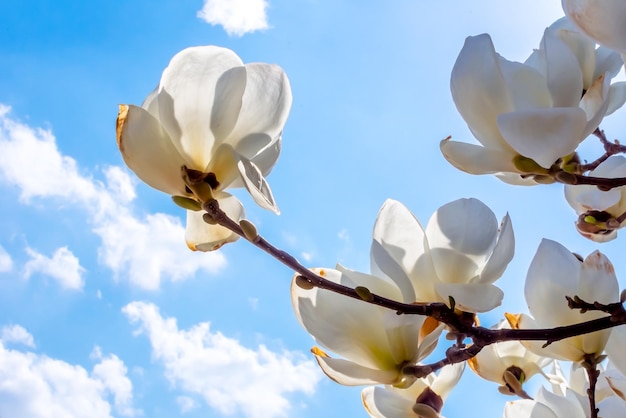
[
  {"xmin": 582, "ymin": 354, "xmax": 602, "ymax": 418},
  {"xmin": 201, "ymin": 196, "xmax": 626, "ymax": 375}
]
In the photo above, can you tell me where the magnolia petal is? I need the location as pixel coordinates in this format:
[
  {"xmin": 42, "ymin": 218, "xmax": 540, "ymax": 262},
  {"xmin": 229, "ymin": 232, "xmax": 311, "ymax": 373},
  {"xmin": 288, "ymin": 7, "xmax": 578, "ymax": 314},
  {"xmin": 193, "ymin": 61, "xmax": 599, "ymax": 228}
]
[
  {"xmin": 497, "ymin": 107, "xmax": 588, "ymax": 168},
  {"xmin": 430, "ymin": 362, "xmax": 465, "ymax": 400},
  {"xmin": 579, "ymin": 251, "xmax": 619, "ymax": 304},
  {"xmin": 563, "ymin": 0, "xmax": 626, "ymax": 52},
  {"xmin": 116, "ymin": 104, "xmax": 188, "ymax": 196},
  {"xmin": 597, "ymin": 396, "xmax": 626, "ymax": 416},
  {"xmin": 498, "ymin": 58, "xmax": 553, "ymax": 110},
  {"xmin": 157, "ymin": 46, "xmax": 244, "ymax": 168},
  {"xmin": 235, "ymin": 152, "xmax": 279, "ymax": 213},
  {"xmin": 336, "ymin": 264, "xmax": 403, "ymax": 300},
  {"xmin": 606, "ymin": 326, "xmax": 626, "ymax": 376},
  {"xmin": 450, "ymin": 34, "xmax": 514, "ymax": 150},
  {"xmin": 607, "ymin": 81, "xmax": 626, "ymax": 115},
  {"xmin": 525, "ymin": 239, "xmax": 581, "ymax": 325},
  {"xmin": 314, "ymin": 353, "xmax": 399, "ymax": 386},
  {"xmin": 434, "ymin": 283, "xmax": 503, "ymax": 313},
  {"xmin": 580, "ymin": 75, "xmax": 611, "ymax": 140},
  {"xmin": 371, "ymin": 199, "xmax": 436, "ymax": 302},
  {"xmin": 440, "ymin": 138, "xmax": 519, "ymax": 175},
  {"xmin": 536, "ymin": 387, "xmax": 587, "ymax": 417},
  {"xmin": 362, "ymin": 386, "xmax": 414, "ymax": 418},
  {"xmin": 478, "ymin": 213, "xmax": 514, "ymax": 284},
  {"xmin": 504, "ymin": 399, "xmax": 558, "ymax": 418},
  {"xmin": 222, "ymin": 63, "xmax": 293, "ymax": 148},
  {"xmin": 594, "ymin": 46, "xmax": 624, "ymax": 81},
  {"xmin": 184, "ymin": 192, "xmax": 243, "ymax": 251},
  {"xmin": 540, "ymin": 26, "xmax": 584, "ymax": 107},
  {"xmin": 290, "ymin": 268, "xmax": 402, "ymax": 370},
  {"xmin": 426, "ymin": 198, "xmax": 498, "ymax": 284},
  {"xmin": 517, "ymin": 314, "xmax": 586, "ymax": 361},
  {"xmin": 141, "ymin": 87, "xmax": 160, "ymax": 117},
  {"xmin": 565, "ymin": 183, "xmax": 621, "ymax": 212}
]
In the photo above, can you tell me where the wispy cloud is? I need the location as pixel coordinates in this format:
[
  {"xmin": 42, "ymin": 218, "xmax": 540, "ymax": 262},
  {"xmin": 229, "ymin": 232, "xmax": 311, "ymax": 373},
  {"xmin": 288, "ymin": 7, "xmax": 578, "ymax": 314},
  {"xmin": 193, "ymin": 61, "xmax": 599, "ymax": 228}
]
[
  {"xmin": 1, "ymin": 324, "xmax": 35, "ymax": 348},
  {"xmin": 0, "ymin": 245, "xmax": 13, "ymax": 272},
  {"xmin": 0, "ymin": 333, "xmax": 138, "ymax": 417},
  {"xmin": 0, "ymin": 105, "xmax": 227, "ymax": 290},
  {"xmin": 197, "ymin": 0, "xmax": 270, "ymax": 36},
  {"xmin": 123, "ymin": 301, "xmax": 321, "ymax": 418},
  {"xmin": 24, "ymin": 246, "xmax": 85, "ymax": 290}
]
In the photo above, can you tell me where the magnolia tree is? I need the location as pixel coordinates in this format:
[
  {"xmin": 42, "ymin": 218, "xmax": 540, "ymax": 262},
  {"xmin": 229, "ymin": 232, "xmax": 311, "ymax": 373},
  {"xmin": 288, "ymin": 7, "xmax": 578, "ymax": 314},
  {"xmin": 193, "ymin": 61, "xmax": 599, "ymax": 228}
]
[{"xmin": 116, "ymin": 1, "xmax": 626, "ymax": 417}]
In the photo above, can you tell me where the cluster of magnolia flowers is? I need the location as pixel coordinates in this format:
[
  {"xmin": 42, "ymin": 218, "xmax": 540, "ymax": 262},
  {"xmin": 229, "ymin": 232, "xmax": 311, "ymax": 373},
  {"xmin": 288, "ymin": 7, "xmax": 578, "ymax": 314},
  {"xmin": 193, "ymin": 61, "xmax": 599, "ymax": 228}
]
[{"xmin": 114, "ymin": 0, "xmax": 626, "ymax": 417}]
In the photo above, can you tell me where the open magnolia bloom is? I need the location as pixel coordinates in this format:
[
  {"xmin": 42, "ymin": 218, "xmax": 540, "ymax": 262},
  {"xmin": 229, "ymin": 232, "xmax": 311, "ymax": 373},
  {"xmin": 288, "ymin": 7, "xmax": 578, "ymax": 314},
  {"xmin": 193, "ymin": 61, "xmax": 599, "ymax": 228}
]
[
  {"xmin": 442, "ymin": 21, "xmax": 624, "ymax": 184},
  {"xmin": 291, "ymin": 267, "xmax": 443, "ymax": 388},
  {"xmin": 116, "ymin": 45, "xmax": 292, "ymax": 251},
  {"xmin": 467, "ymin": 320, "xmax": 553, "ymax": 398},
  {"xmin": 361, "ymin": 363, "xmax": 464, "ymax": 418},
  {"xmin": 371, "ymin": 198, "xmax": 514, "ymax": 313},
  {"xmin": 565, "ymin": 156, "xmax": 626, "ymax": 242},
  {"xmin": 562, "ymin": 0, "xmax": 626, "ymax": 58},
  {"xmin": 507, "ymin": 239, "xmax": 619, "ymax": 362}
]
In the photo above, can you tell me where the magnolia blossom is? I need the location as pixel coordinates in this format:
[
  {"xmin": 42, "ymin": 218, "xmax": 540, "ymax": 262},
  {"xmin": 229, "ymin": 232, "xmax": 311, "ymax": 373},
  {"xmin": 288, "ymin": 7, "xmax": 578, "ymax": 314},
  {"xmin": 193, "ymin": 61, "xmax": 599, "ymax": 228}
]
[
  {"xmin": 467, "ymin": 320, "xmax": 553, "ymax": 397},
  {"xmin": 507, "ymin": 239, "xmax": 619, "ymax": 361},
  {"xmin": 562, "ymin": 0, "xmax": 626, "ymax": 56},
  {"xmin": 372, "ymin": 198, "xmax": 513, "ymax": 313},
  {"xmin": 505, "ymin": 363, "xmax": 626, "ymax": 417},
  {"xmin": 291, "ymin": 267, "xmax": 443, "ymax": 387},
  {"xmin": 361, "ymin": 363, "xmax": 464, "ymax": 418},
  {"xmin": 565, "ymin": 155, "xmax": 626, "ymax": 242},
  {"xmin": 442, "ymin": 19, "xmax": 625, "ymax": 184},
  {"xmin": 116, "ymin": 46, "xmax": 292, "ymax": 250}
]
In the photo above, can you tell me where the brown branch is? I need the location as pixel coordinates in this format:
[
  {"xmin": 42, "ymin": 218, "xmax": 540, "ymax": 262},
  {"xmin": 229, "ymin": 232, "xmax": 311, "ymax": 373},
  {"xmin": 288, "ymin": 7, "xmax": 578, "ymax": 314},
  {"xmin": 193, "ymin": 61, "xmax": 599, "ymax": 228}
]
[{"xmin": 200, "ymin": 194, "xmax": 626, "ymax": 377}]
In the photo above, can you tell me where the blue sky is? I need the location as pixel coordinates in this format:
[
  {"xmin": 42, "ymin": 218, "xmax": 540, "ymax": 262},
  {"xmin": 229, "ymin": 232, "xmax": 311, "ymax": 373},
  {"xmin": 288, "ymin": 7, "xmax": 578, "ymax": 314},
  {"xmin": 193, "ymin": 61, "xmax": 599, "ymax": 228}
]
[{"xmin": 0, "ymin": 1, "xmax": 625, "ymax": 417}]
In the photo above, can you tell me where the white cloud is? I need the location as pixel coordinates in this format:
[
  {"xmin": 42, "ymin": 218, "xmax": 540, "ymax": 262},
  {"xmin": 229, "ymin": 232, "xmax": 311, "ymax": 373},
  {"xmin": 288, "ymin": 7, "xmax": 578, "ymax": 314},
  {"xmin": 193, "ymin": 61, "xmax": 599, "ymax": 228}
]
[
  {"xmin": 24, "ymin": 246, "xmax": 86, "ymax": 290},
  {"xmin": 0, "ymin": 341, "xmax": 138, "ymax": 418},
  {"xmin": 1, "ymin": 325, "xmax": 35, "ymax": 348},
  {"xmin": 0, "ymin": 245, "xmax": 13, "ymax": 272},
  {"xmin": 197, "ymin": 0, "xmax": 269, "ymax": 36},
  {"xmin": 0, "ymin": 105, "xmax": 228, "ymax": 290},
  {"xmin": 123, "ymin": 301, "xmax": 321, "ymax": 418},
  {"xmin": 91, "ymin": 346, "xmax": 139, "ymax": 417},
  {"xmin": 176, "ymin": 395, "xmax": 198, "ymax": 414},
  {"xmin": 0, "ymin": 105, "xmax": 97, "ymax": 203}
]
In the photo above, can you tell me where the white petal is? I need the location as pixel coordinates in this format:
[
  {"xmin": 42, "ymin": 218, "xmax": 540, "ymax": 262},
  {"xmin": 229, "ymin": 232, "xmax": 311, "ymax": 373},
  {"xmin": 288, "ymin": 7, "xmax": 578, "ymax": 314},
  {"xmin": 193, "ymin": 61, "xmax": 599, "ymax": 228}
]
[
  {"xmin": 434, "ymin": 282, "xmax": 503, "ymax": 313},
  {"xmin": 431, "ymin": 362, "xmax": 465, "ymax": 400},
  {"xmin": 607, "ymin": 81, "xmax": 626, "ymax": 115},
  {"xmin": 371, "ymin": 199, "xmax": 436, "ymax": 302},
  {"xmin": 362, "ymin": 386, "xmax": 414, "ymax": 418},
  {"xmin": 184, "ymin": 192, "xmax": 243, "ymax": 251},
  {"xmin": 314, "ymin": 354, "xmax": 399, "ymax": 386},
  {"xmin": 290, "ymin": 268, "xmax": 404, "ymax": 371},
  {"xmin": 497, "ymin": 107, "xmax": 588, "ymax": 168},
  {"xmin": 235, "ymin": 152, "xmax": 279, "ymax": 213},
  {"xmin": 516, "ymin": 314, "xmax": 586, "ymax": 361},
  {"xmin": 539, "ymin": 26, "xmax": 584, "ymax": 107},
  {"xmin": 524, "ymin": 239, "xmax": 581, "ymax": 325},
  {"xmin": 498, "ymin": 58, "xmax": 553, "ymax": 110},
  {"xmin": 597, "ymin": 396, "xmax": 626, "ymax": 416},
  {"xmin": 478, "ymin": 213, "xmax": 515, "ymax": 284},
  {"xmin": 116, "ymin": 104, "xmax": 188, "ymax": 196},
  {"xmin": 222, "ymin": 63, "xmax": 293, "ymax": 148},
  {"xmin": 439, "ymin": 139, "xmax": 519, "ymax": 175},
  {"xmin": 580, "ymin": 74, "xmax": 611, "ymax": 138},
  {"xmin": 157, "ymin": 46, "xmax": 244, "ymax": 169},
  {"xmin": 426, "ymin": 198, "xmax": 498, "ymax": 284},
  {"xmin": 450, "ymin": 34, "xmax": 513, "ymax": 150},
  {"xmin": 536, "ymin": 387, "xmax": 586, "ymax": 417},
  {"xmin": 504, "ymin": 399, "xmax": 558, "ymax": 418},
  {"xmin": 606, "ymin": 326, "xmax": 626, "ymax": 376},
  {"xmin": 563, "ymin": 0, "xmax": 626, "ymax": 52}
]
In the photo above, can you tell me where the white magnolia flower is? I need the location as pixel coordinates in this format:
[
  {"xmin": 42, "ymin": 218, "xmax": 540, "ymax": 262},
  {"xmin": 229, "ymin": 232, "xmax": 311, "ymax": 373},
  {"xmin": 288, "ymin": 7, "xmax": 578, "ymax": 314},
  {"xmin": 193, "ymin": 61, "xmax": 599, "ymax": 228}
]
[
  {"xmin": 504, "ymin": 387, "xmax": 588, "ymax": 418},
  {"xmin": 467, "ymin": 320, "xmax": 553, "ymax": 397},
  {"xmin": 362, "ymin": 363, "xmax": 464, "ymax": 418},
  {"xmin": 116, "ymin": 46, "xmax": 292, "ymax": 251},
  {"xmin": 565, "ymin": 155, "xmax": 626, "ymax": 242},
  {"xmin": 442, "ymin": 24, "xmax": 622, "ymax": 184},
  {"xmin": 508, "ymin": 239, "xmax": 619, "ymax": 362},
  {"xmin": 562, "ymin": 0, "xmax": 626, "ymax": 55},
  {"xmin": 291, "ymin": 267, "xmax": 443, "ymax": 387},
  {"xmin": 606, "ymin": 325, "xmax": 626, "ymax": 377},
  {"xmin": 371, "ymin": 198, "xmax": 514, "ymax": 313}
]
